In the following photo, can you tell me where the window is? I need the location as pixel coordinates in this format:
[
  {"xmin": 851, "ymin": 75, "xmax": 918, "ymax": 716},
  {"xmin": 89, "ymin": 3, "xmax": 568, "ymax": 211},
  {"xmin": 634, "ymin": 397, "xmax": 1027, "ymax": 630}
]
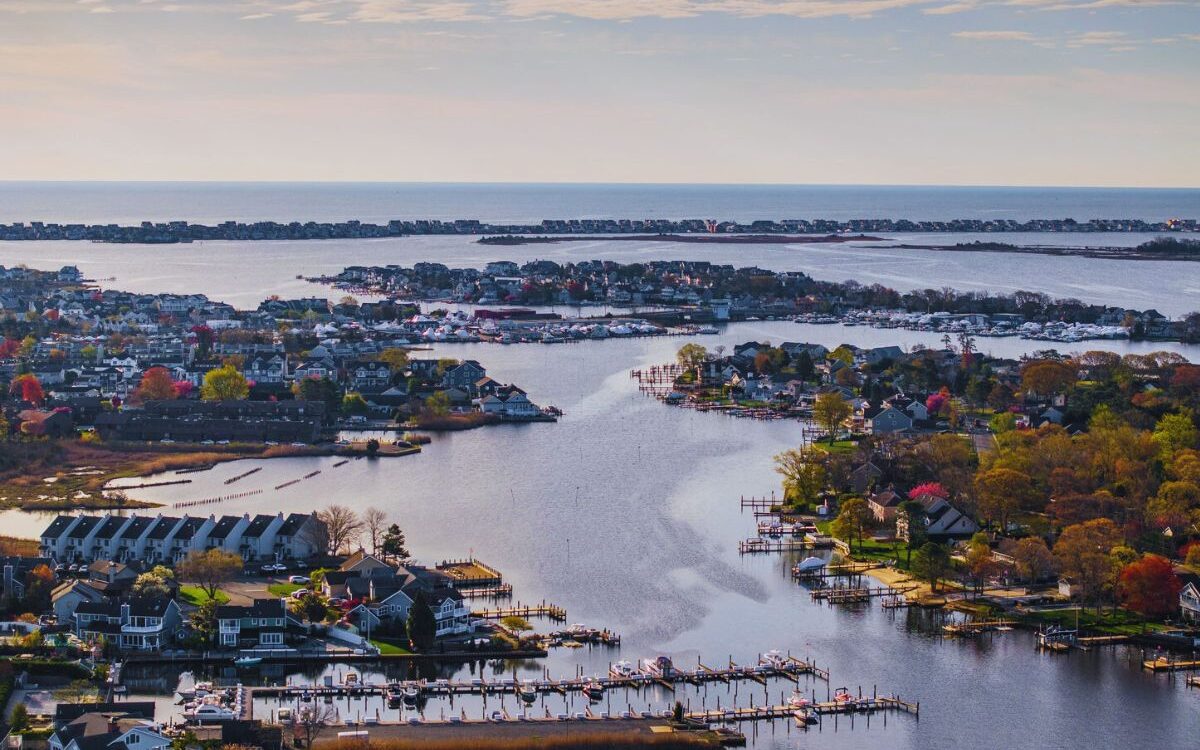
[{"xmin": 261, "ymin": 632, "xmax": 283, "ymax": 645}]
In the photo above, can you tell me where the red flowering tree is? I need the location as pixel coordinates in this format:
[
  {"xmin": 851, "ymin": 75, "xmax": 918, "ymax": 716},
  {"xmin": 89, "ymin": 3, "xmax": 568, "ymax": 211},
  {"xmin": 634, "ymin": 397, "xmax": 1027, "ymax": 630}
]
[
  {"xmin": 0, "ymin": 339, "xmax": 19, "ymax": 359},
  {"xmin": 909, "ymin": 482, "xmax": 948, "ymax": 500},
  {"xmin": 1118, "ymin": 554, "xmax": 1182, "ymax": 618},
  {"xmin": 132, "ymin": 367, "xmax": 177, "ymax": 403},
  {"xmin": 9, "ymin": 374, "xmax": 44, "ymax": 406}
]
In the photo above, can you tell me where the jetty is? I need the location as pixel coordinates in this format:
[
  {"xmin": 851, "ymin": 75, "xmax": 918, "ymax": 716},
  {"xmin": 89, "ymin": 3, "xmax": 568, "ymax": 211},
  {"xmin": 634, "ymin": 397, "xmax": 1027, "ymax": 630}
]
[
  {"xmin": 472, "ymin": 602, "xmax": 567, "ymax": 622},
  {"xmin": 684, "ymin": 694, "xmax": 919, "ymax": 724},
  {"xmin": 811, "ymin": 586, "xmax": 914, "ymax": 604},
  {"xmin": 739, "ymin": 495, "xmax": 780, "ymax": 511},
  {"xmin": 941, "ymin": 619, "xmax": 1016, "ymax": 637},
  {"xmin": 792, "ymin": 561, "xmax": 881, "ymax": 580},
  {"xmin": 739, "ymin": 538, "xmax": 833, "ymax": 554},
  {"xmin": 1143, "ymin": 655, "xmax": 1200, "ymax": 672}
]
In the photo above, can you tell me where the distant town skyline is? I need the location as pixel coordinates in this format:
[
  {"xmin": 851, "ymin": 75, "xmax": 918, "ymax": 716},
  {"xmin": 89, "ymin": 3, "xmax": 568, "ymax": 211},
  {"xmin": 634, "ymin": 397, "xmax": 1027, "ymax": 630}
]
[{"xmin": 2, "ymin": 0, "xmax": 1198, "ymax": 187}]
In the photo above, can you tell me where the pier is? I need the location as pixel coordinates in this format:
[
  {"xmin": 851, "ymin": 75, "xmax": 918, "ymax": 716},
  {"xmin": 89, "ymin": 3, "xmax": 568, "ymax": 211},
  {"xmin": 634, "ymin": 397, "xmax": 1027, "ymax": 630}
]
[
  {"xmin": 941, "ymin": 619, "xmax": 1016, "ymax": 637},
  {"xmin": 811, "ymin": 586, "xmax": 914, "ymax": 604},
  {"xmin": 739, "ymin": 535, "xmax": 835, "ymax": 552},
  {"xmin": 792, "ymin": 561, "xmax": 882, "ymax": 580},
  {"xmin": 472, "ymin": 602, "xmax": 567, "ymax": 622},
  {"xmin": 739, "ymin": 494, "xmax": 780, "ymax": 511},
  {"xmin": 1143, "ymin": 655, "xmax": 1200, "ymax": 672}
]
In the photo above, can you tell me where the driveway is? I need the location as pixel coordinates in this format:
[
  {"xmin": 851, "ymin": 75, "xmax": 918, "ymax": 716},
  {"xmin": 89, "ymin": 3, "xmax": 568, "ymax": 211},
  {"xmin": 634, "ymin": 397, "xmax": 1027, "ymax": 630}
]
[{"xmin": 222, "ymin": 578, "xmax": 279, "ymax": 606}]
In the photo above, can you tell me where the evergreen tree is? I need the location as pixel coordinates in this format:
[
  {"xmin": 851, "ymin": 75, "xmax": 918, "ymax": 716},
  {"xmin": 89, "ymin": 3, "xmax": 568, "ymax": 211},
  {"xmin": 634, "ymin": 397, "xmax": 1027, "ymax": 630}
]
[{"xmin": 407, "ymin": 591, "xmax": 437, "ymax": 651}]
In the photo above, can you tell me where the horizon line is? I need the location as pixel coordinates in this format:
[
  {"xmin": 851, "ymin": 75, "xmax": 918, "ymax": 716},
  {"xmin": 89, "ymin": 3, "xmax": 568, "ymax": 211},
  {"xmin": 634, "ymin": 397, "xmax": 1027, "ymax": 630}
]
[{"xmin": 1, "ymin": 180, "xmax": 1199, "ymax": 191}]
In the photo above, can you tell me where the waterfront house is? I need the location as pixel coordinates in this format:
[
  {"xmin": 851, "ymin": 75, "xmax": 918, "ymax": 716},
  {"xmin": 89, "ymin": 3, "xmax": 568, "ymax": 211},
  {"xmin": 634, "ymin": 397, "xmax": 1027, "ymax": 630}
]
[
  {"xmin": 51, "ymin": 580, "xmax": 106, "ymax": 626},
  {"xmin": 216, "ymin": 598, "xmax": 290, "ymax": 649},
  {"xmin": 868, "ymin": 487, "xmax": 904, "ymax": 524},
  {"xmin": 897, "ymin": 492, "xmax": 979, "ymax": 540},
  {"xmin": 868, "ymin": 405, "xmax": 913, "ymax": 435},
  {"xmin": 74, "ymin": 598, "xmax": 182, "ymax": 651},
  {"xmin": 346, "ymin": 360, "xmax": 392, "ymax": 393},
  {"xmin": 442, "ymin": 360, "xmax": 487, "ymax": 391},
  {"xmin": 49, "ymin": 710, "xmax": 170, "ymax": 750},
  {"xmin": 1180, "ymin": 576, "xmax": 1200, "ymax": 623}
]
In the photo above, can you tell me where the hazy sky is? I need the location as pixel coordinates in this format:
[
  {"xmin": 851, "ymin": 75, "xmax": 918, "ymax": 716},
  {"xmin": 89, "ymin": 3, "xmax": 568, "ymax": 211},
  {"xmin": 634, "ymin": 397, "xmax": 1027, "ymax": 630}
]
[{"xmin": 2, "ymin": 0, "xmax": 1198, "ymax": 186}]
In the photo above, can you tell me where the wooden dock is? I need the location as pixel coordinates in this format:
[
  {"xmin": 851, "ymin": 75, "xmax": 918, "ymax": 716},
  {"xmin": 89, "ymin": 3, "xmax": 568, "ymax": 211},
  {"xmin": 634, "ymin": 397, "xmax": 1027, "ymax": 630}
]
[
  {"xmin": 793, "ymin": 561, "xmax": 882, "ymax": 580},
  {"xmin": 740, "ymin": 538, "xmax": 832, "ymax": 554},
  {"xmin": 684, "ymin": 694, "xmax": 918, "ymax": 724},
  {"xmin": 739, "ymin": 495, "xmax": 780, "ymax": 511},
  {"xmin": 942, "ymin": 619, "xmax": 1016, "ymax": 637},
  {"xmin": 811, "ymin": 586, "xmax": 914, "ymax": 604},
  {"xmin": 249, "ymin": 657, "xmax": 829, "ymax": 702},
  {"xmin": 1143, "ymin": 656, "xmax": 1200, "ymax": 672},
  {"xmin": 457, "ymin": 584, "xmax": 513, "ymax": 600},
  {"xmin": 472, "ymin": 602, "xmax": 567, "ymax": 622}
]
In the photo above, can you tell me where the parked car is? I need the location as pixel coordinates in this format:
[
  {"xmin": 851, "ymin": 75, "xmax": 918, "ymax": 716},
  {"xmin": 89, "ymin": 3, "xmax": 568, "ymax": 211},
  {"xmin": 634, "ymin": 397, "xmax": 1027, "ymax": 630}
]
[
  {"xmin": 289, "ymin": 575, "xmax": 310, "ymax": 584},
  {"xmin": 290, "ymin": 589, "xmax": 310, "ymax": 599}
]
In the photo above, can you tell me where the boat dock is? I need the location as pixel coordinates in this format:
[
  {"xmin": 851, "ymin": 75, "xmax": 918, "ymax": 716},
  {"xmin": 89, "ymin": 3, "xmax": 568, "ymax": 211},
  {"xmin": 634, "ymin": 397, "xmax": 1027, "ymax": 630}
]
[
  {"xmin": 811, "ymin": 586, "xmax": 914, "ymax": 604},
  {"xmin": 739, "ymin": 495, "xmax": 780, "ymax": 511},
  {"xmin": 684, "ymin": 694, "xmax": 919, "ymax": 724},
  {"xmin": 471, "ymin": 602, "xmax": 567, "ymax": 621},
  {"xmin": 249, "ymin": 657, "xmax": 829, "ymax": 701},
  {"xmin": 942, "ymin": 619, "xmax": 1016, "ymax": 637},
  {"xmin": 1143, "ymin": 656, "xmax": 1200, "ymax": 672},
  {"xmin": 739, "ymin": 538, "xmax": 832, "ymax": 554},
  {"xmin": 793, "ymin": 561, "xmax": 882, "ymax": 580},
  {"xmin": 457, "ymin": 584, "xmax": 513, "ymax": 600}
]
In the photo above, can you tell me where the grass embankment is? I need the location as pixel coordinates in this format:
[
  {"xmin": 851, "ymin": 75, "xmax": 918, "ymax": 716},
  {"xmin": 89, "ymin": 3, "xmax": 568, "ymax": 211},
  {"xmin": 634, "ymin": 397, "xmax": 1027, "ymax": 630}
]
[
  {"xmin": 810, "ymin": 440, "xmax": 859, "ymax": 455},
  {"xmin": 178, "ymin": 586, "xmax": 230, "ymax": 606},
  {"xmin": 0, "ymin": 439, "xmax": 328, "ymax": 510},
  {"xmin": 407, "ymin": 413, "xmax": 500, "ymax": 431},
  {"xmin": 1017, "ymin": 607, "xmax": 1170, "ymax": 635},
  {"xmin": 370, "ymin": 639, "xmax": 412, "ymax": 655},
  {"xmin": 267, "ymin": 582, "xmax": 304, "ymax": 597}
]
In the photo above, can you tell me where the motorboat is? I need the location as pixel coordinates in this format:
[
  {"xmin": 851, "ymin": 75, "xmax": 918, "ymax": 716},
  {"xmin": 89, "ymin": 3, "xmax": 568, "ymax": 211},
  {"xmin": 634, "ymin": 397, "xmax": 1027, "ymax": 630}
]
[
  {"xmin": 610, "ymin": 660, "xmax": 636, "ymax": 679},
  {"xmin": 759, "ymin": 650, "xmax": 787, "ymax": 669},
  {"xmin": 641, "ymin": 656, "xmax": 674, "ymax": 678},
  {"xmin": 233, "ymin": 656, "xmax": 262, "ymax": 668},
  {"xmin": 787, "ymin": 689, "xmax": 811, "ymax": 709},
  {"xmin": 518, "ymin": 680, "xmax": 538, "ymax": 703},
  {"xmin": 582, "ymin": 678, "xmax": 605, "ymax": 701},
  {"xmin": 794, "ymin": 708, "xmax": 817, "ymax": 726},
  {"xmin": 793, "ymin": 556, "xmax": 827, "ymax": 575}
]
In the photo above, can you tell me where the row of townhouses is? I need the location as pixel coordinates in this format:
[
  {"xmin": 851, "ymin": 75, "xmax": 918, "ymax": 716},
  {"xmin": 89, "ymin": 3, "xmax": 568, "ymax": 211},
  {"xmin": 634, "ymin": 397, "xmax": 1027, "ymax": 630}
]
[{"xmin": 40, "ymin": 512, "xmax": 327, "ymax": 565}]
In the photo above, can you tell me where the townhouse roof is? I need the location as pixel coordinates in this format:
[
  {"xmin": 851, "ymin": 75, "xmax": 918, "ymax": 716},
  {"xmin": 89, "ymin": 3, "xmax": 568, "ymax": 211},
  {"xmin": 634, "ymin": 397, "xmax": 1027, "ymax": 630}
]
[{"xmin": 67, "ymin": 516, "xmax": 101, "ymax": 539}]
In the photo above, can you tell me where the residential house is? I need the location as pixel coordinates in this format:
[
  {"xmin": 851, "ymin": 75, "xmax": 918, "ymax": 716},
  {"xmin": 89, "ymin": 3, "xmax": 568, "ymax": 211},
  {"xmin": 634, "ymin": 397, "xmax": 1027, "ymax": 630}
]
[
  {"xmin": 52, "ymin": 580, "xmax": 107, "ymax": 623},
  {"xmin": 442, "ymin": 360, "xmax": 486, "ymax": 391},
  {"xmin": 216, "ymin": 598, "xmax": 289, "ymax": 649},
  {"xmin": 74, "ymin": 599, "xmax": 183, "ymax": 651},
  {"xmin": 868, "ymin": 405, "xmax": 913, "ymax": 435},
  {"xmin": 867, "ymin": 488, "xmax": 905, "ymax": 524},
  {"xmin": 897, "ymin": 492, "xmax": 979, "ymax": 540},
  {"xmin": 1180, "ymin": 575, "xmax": 1200, "ymax": 624}
]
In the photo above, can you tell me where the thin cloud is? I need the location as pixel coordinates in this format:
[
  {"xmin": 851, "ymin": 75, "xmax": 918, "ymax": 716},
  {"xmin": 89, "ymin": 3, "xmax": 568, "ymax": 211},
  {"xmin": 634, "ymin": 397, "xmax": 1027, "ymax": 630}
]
[{"xmin": 952, "ymin": 29, "xmax": 1035, "ymax": 40}]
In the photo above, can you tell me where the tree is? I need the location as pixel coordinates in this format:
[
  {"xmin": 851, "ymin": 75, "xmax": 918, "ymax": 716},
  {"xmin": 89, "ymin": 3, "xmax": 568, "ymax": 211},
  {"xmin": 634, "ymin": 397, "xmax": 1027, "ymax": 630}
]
[
  {"xmin": 176, "ymin": 548, "xmax": 242, "ymax": 598},
  {"xmin": 8, "ymin": 374, "xmax": 44, "ymax": 405},
  {"xmin": 423, "ymin": 391, "xmax": 451, "ymax": 417},
  {"xmin": 675, "ymin": 343, "xmax": 708, "ymax": 373},
  {"xmin": 829, "ymin": 497, "xmax": 872, "ymax": 551},
  {"xmin": 317, "ymin": 504, "xmax": 364, "ymax": 555},
  {"xmin": 900, "ymin": 500, "xmax": 927, "ymax": 565},
  {"xmin": 341, "ymin": 392, "xmax": 369, "ymax": 415},
  {"xmin": 291, "ymin": 592, "xmax": 331, "ymax": 623},
  {"xmin": 963, "ymin": 532, "xmax": 995, "ymax": 596},
  {"xmin": 975, "ymin": 468, "xmax": 1038, "ymax": 532},
  {"xmin": 363, "ymin": 507, "xmax": 387, "ymax": 555},
  {"xmin": 1054, "ymin": 518, "xmax": 1123, "ymax": 610},
  {"xmin": 377, "ymin": 348, "xmax": 410, "ymax": 370},
  {"xmin": 200, "ymin": 364, "xmax": 249, "ymax": 401},
  {"xmin": 812, "ymin": 392, "xmax": 851, "ymax": 444},
  {"xmin": 406, "ymin": 590, "xmax": 437, "ymax": 651},
  {"xmin": 133, "ymin": 366, "xmax": 177, "ymax": 403},
  {"xmin": 1020, "ymin": 360, "xmax": 1077, "ymax": 399},
  {"xmin": 773, "ymin": 447, "xmax": 826, "ymax": 508},
  {"xmin": 22, "ymin": 564, "xmax": 55, "ymax": 611},
  {"xmin": 1011, "ymin": 537, "xmax": 1057, "ymax": 583},
  {"xmin": 1152, "ymin": 411, "xmax": 1198, "ymax": 456},
  {"xmin": 911, "ymin": 542, "xmax": 952, "ymax": 592},
  {"xmin": 1119, "ymin": 554, "xmax": 1182, "ymax": 618},
  {"xmin": 380, "ymin": 524, "xmax": 410, "ymax": 563},
  {"xmin": 295, "ymin": 702, "xmax": 339, "ymax": 748},
  {"xmin": 190, "ymin": 599, "xmax": 219, "ymax": 644},
  {"xmin": 1147, "ymin": 480, "xmax": 1200, "ymax": 529},
  {"xmin": 500, "ymin": 615, "xmax": 531, "ymax": 641},
  {"xmin": 130, "ymin": 566, "xmax": 175, "ymax": 600},
  {"xmin": 9, "ymin": 703, "xmax": 30, "ymax": 733}
]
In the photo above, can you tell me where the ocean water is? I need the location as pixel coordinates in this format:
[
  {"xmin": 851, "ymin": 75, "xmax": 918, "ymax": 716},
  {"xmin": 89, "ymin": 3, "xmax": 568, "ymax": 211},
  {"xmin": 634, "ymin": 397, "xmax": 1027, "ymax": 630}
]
[{"xmin": 0, "ymin": 182, "xmax": 1198, "ymax": 225}]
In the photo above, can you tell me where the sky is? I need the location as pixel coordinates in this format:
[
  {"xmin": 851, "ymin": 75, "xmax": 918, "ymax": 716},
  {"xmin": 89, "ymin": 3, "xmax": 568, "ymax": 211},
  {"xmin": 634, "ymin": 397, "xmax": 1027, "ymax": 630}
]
[{"xmin": 1, "ymin": 0, "xmax": 1198, "ymax": 186}]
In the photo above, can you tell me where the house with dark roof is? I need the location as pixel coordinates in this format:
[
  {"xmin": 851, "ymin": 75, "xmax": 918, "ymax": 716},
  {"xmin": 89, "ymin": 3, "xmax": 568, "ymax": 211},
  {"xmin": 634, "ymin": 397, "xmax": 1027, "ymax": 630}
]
[
  {"xmin": 867, "ymin": 487, "xmax": 905, "ymax": 524},
  {"xmin": 216, "ymin": 598, "xmax": 289, "ymax": 649},
  {"xmin": 74, "ymin": 599, "xmax": 182, "ymax": 651}
]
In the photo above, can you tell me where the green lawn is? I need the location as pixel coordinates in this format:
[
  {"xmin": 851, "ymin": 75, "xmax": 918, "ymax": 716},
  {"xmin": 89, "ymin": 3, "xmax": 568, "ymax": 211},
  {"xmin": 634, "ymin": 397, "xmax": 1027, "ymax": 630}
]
[
  {"xmin": 178, "ymin": 586, "xmax": 229, "ymax": 606},
  {"xmin": 267, "ymin": 582, "xmax": 304, "ymax": 597},
  {"xmin": 1020, "ymin": 607, "xmax": 1170, "ymax": 635},
  {"xmin": 811, "ymin": 439, "xmax": 859, "ymax": 455},
  {"xmin": 370, "ymin": 639, "xmax": 412, "ymax": 655}
]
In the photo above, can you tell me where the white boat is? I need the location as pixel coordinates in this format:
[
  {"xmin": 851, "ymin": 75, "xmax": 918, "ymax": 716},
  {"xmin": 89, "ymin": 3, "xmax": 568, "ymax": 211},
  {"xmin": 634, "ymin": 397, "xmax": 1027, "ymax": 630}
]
[
  {"xmin": 696, "ymin": 325, "xmax": 719, "ymax": 334},
  {"xmin": 793, "ymin": 556, "xmax": 826, "ymax": 574},
  {"xmin": 759, "ymin": 650, "xmax": 787, "ymax": 669},
  {"xmin": 233, "ymin": 656, "xmax": 262, "ymax": 668},
  {"xmin": 641, "ymin": 656, "xmax": 674, "ymax": 678},
  {"xmin": 794, "ymin": 708, "xmax": 816, "ymax": 726},
  {"xmin": 518, "ymin": 680, "xmax": 538, "ymax": 703},
  {"xmin": 610, "ymin": 660, "xmax": 636, "ymax": 678},
  {"xmin": 582, "ymin": 678, "xmax": 605, "ymax": 701},
  {"xmin": 185, "ymin": 704, "xmax": 237, "ymax": 722},
  {"xmin": 787, "ymin": 689, "xmax": 811, "ymax": 708}
]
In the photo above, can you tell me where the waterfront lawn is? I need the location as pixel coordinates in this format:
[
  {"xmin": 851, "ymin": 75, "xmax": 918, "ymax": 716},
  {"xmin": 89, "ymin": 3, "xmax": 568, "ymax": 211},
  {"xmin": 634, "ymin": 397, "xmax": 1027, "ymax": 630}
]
[
  {"xmin": 179, "ymin": 586, "xmax": 229, "ymax": 606},
  {"xmin": 370, "ymin": 639, "xmax": 412, "ymax": 655},
  {"xmin": 267, "ymin": 582, "xmax": 303, "ymax": 597},
  {"xmin": 811, "ymin": 439, "xmax": 859, "ymax": 455},
  {"xmin": 1021, "ymin": 607, "xmax": 1170, "ymax": 635}
]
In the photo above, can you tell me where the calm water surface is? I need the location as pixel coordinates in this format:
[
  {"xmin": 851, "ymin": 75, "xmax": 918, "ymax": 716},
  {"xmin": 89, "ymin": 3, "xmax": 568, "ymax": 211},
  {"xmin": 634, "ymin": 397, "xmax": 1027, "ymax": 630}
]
[{"xmin": 10, "ymin": 329, "xmax": 1200, "ymax": 749}]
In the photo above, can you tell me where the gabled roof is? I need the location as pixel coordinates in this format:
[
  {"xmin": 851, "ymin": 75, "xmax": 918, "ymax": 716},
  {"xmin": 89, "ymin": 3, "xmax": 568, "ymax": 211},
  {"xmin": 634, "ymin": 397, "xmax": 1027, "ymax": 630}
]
[
  {"xmin": 115, "ymin": 516, "xmax": 153, "ymax": 540},
  {"xmin": 144, "ymin": 517, "xmax": 180, "ymax": 540},
  {"xmin": 209, "ymin": 515, "xmax": 241, "ymax": 539},
  {"xmin": 243, "ymin": 514, "xmax": 275, "ymax": 537},
  {"xmin": 92, "ymin": 516, "xmax": 127, "ymax": 540},
  {"xmin": 216, "ymin": 598, "xmax": 285, "ymax": 620},
  {"xmin": 67, "ymin": 516, "xmax": 101, "ymax": 539}
]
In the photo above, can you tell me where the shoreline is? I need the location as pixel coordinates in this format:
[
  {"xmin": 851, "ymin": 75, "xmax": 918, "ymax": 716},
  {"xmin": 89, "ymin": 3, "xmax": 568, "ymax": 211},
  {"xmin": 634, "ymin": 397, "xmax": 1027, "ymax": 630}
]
[
  {"xmin": 886, "ymin": 241, "xmax": 1200, "ymax": 262},
  {"xmin": 477, "ymin": 233, "xmax": 883, "ymax": 246}
]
